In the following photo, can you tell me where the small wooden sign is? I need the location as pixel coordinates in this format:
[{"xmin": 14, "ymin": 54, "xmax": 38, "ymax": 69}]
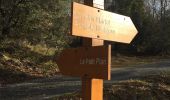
[
  {"xmin": 72, "ymin": 2, "xmax": 138, "ymax": 43},
  {"xmin": 56, "ymin": 45, "xmax": 111, "ymax": 80}
]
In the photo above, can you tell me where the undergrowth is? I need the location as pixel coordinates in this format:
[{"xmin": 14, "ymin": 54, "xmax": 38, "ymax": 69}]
[
  {"xmin": 49, "ymin": 75, "xmax": 170, "ymax": 100},
  {"xmin": 0, "ymin": 38, "xmax": 59, "ymax": 84}
]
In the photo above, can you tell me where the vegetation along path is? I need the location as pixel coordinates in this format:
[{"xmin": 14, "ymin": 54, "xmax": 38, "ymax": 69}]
[{"xmin": 0, "ymin": 59, "xmax": 170, "ymax": 100}]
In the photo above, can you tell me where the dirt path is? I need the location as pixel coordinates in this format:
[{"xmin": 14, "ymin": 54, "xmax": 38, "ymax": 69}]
[{"xmin": 1, "ymin": 60, "xmax": 170, "ymax": 100}]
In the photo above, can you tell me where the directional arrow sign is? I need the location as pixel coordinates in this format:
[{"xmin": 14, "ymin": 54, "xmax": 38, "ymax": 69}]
[
  {"xmin": 71, "ymin": 2, "xmax": 138, "ymax": 43},
  {"xmin": 56, "ymin": 45, "xmax": 111, "ymax": 80}
]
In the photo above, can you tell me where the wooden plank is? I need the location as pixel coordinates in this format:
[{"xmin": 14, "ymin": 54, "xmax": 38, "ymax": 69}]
[
  {"xmin": 82, "ymin": 1, "xmax": 105, "ymax": 100},
  {"xmin": 83, "ymin": 0, "xmax": 104, "ymax": 47},
  {"xmin": 82, "ymin": 77, "xmax": 103, "ymax": 100},
  {"xmin": 83, "ymin": 38, "xmax": 104, "ymax": 46},
  {"xmin": 56, "ymin": 45, "xmax": 111, "ymax": 80},
  {"xmin": 71, "ymin": 2, "xmax": 138, "ymax": 43}
]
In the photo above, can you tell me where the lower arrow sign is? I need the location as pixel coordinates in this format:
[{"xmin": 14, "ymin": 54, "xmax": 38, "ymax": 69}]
[{"xmin": 56, "ymin": 45, "xmax": 111, "ymax": 80}]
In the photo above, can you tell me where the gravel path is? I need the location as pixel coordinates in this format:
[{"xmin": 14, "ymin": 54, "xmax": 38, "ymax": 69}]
[{"xmin": 1, "ymin": 60, "xmax": 170, "ymax": 100}]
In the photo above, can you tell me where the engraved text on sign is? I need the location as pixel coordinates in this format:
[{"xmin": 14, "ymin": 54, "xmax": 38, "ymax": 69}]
[{"xmin": 72, "ymin": 2, "xmax": 138, "ymax": 43}]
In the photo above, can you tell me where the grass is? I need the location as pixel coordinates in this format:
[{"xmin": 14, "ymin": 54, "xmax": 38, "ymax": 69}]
[
  {"xmin": 111, "ymin": 54, "xmax": 170, "ymax": 68},
  {"xmin": 48, "ymin": 93, "xmax": 81, "ymax": 100},
  {"xmin": 104, "ymin": 74, "xmax": 170, "ymax": 100},
  {"xmin": 0, "ymin": 38, "xmax": 59, "ymax": 84},
  {"xmin": 47, "ymin": 74, "xmax": 170, "ymax": 100},
  {"xmin": 24, "ymin": 42, "xmax": 56, "ymax": 56}
]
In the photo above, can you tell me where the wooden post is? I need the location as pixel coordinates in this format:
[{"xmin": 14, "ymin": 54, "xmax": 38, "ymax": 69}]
[
  {"xmin": 83, "ymin": 0, "xmax": 104, "ymax": 47},
  {"xmin": 57, "ymin": 1, "xmax": 138, "ymax": 100},
  {"xmin": 82, "ymin": 76, "xmax": 103, "ymax": 100},
  {"xmin": 82, "ymin": 0, "xmax": 104, "ymax": 100}
]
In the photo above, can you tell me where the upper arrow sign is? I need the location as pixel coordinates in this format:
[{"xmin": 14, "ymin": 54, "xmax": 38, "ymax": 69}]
[{"xmin": 71, "ymin": 2, "xmax": 138, "ymax": 44}]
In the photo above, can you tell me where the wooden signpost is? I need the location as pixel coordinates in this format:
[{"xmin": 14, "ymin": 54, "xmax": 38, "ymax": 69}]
[{"xmin": 56, "ymin": 0, "xmax": 138, "ymax": 100}]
